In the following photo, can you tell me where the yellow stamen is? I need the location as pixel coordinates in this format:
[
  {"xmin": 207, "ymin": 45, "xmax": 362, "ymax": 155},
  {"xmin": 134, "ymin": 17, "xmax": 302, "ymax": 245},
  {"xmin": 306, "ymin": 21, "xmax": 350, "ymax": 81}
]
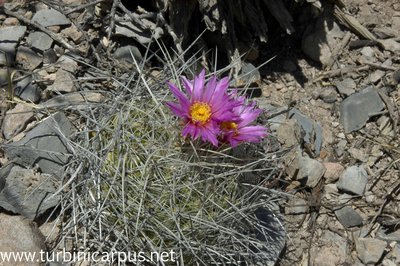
[
  {"xmin": 190, "ymin": 102, "xmax": 212, "ymax": 124},
  {"xmin": 220, "ymin": 121, "xmax": 238, "ymax": 131}
]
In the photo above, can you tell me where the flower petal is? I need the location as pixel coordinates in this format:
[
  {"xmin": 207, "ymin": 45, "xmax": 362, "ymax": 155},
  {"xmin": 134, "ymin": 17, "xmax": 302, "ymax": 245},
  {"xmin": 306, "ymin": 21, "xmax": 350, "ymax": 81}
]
[
  {"xmin": 181, "ymin": 77, "xmax": 193, "ymax": 95},
  {"xmin": 165, "ymin": 102, "xmax": 186, "ymax": 117},
  {"xmin": 203, "ymin": 75, "xmax": 217, "ymax": 103},
  {"xmin": 192, "ymin": 69, "xmax": 206, "ymax": 101},
  {"xmin": 167, "ymin": 81, "xmax": 190, "ymax": 110}
]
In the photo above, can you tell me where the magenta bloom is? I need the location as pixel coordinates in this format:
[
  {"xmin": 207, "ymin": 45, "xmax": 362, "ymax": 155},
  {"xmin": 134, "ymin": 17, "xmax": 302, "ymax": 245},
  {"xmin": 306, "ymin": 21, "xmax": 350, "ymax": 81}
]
[
  {"xmin": 165, "ymin": 70, "xmax": 238, "ymax": 146},
  {"xmin": 220, "ymin": 96, "xmax": 268, "ymax": 147}
]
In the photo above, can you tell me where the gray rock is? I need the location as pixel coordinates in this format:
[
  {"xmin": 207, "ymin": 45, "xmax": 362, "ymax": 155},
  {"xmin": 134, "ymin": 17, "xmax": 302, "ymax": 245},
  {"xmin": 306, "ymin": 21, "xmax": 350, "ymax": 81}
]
[
  {"xmin": 394, "ymin": 243, "xmax": 400, "ymax": 264},
  {"xmin": 239, "ymin": 62, "xmax": 261, "ymax": 85},
  {"xmin": 348, "ymin": 147, "xmax": 368, "ymax": 162},
  {"xmin": 302, "ymin": 14, "xmax": 344, "ymax": 66},
  {"xmin": 14, "ymin": 76, "xmax": 42, "ymax": 103},
  {"xmin": 286, "ymin": 198, "xmax": 307, "ymax": 215},
  {"xmin": 340, "ymin": 86, "xmax": 385, "ymax": 133},
  {"xmin": 335, "ymin": 206, "xmax": 363, "ymax": 228},
  {"xmin": 261, "ymin": 104, "xmax": 287, "ymax": 131},
  {"xmin": 370, "ymin": 70, "xmax": 385, "ymax": 84},
  {"xmin": 334, "ymin": 78, "xmax": 356, "ymax": 97},
  {"xmin": 114, "ymin": 45, "xmax": 143, "ymax": 64},
  {"xmin": 32, "ymin": 9, "xmax": 71, "ymax": 27},
  {"xmin": 288, "ymin": 108, "xmax": 323, "ymax": 156},
  {"xmin": 43, "ymin": 91, "xmax": 105, "ymax": 109},
  {"xmin": 253, "ymin": 204, "xmax": 286, "ymax": 266},
  {"xmin": 335, "ymin": 139, "xmax": 347, "ymax": 157},
  {"xmin": 377, "ymin": 227, "xmax": 400, "ymax": 242},
  {"xmin": 16, "ymin": 46, "xmax": 42, "ymax": 71},
  {"xmin": 3, "ymin": 112, "xmax": 72, "ymax": 174},
  {"xmin": 0, "ymin": 213, "xmax": 46, "ymax": 265},
  {"xmin": 2, "ymin": 103, "xmax": 34, "ymax": 140},
  {"xmin": 0, "ymin": 164, "xmax": 61, "ymax": 219},
  {"xmin": 26, "ymin": 31, "xmax": 53, "ymax": 51},
  {"xmin": 43, "ymin": 49, "xmax": 58, "ymax": 64},
  {"xmin": 0, "ymin": 26, "xmax": 27, "ymax": 65},
  {"xmin": 114, "ymin": 16, "xmax": 163, "ymax": 44},
  {"xmin": 337, "ymin": 165, "xmax": 368, "ymax": 195},
  {"xmin": 0, "ymin": 68, "xmax": 8, "ymax": 85},
  {"xmin": 319, "ymin": 87, "xmax": 338, "ymax": 103},
  {"xmin": 378, "ymin": 39, "xmax": 400, "ymax": 52},
  {"xmin": 48, "ymin": 68, "xmax": 76, "ymax": 92},
  {"xmin": 356, "ymin": 238, "xmax": 387, "ymax": 265},
  {"xmin": 361, "ymin": 46, "xmax": 375, "ymax": 58},
  {"xmin": 297, "ymin": 156, "xmax": 326, "ymax": 188},
  {"xmin": 48, "ymin": 56, "xmax": 78, "ymax": 92}
]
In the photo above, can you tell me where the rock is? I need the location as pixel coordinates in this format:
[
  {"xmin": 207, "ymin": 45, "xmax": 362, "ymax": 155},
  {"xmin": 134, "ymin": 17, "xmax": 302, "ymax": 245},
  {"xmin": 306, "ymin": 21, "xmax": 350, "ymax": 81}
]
[
  {"xmin": 14, "ymin": 76, "xmax": 42, "ymax": 103},
  {"xmin": 114, "ymin": 15, "xmax": 163, "ymax": 44},
  {"xmin": 48, "ymin": 68, "xmax": 76, "ymax": 92},
  {"xmin": 322, "ymin": 183, "xmax": 339, "ymax": 204},
  {"xmin": 26, "ymin": 31, "xmax": 54, "ymax": 52},
  {"xmin": 364, "ymin": 191, "xmax": 375, "ymax": 204},
  {"xmin": 356, "ymin": 238, "xmax": 387, "ymax": 265},
  {"xmin": 3, "ymin": 112, "xmax": 72, "ymax": 174},
  {"xmin": 16, "ymin": 46, "xmax": 42, "ymax": 71},
  {"xmin": 261, "ymin": 104, "xmax": 287, "ymax": 131},
  {"xmin": 288, "ymin": 108, "xmax": 323, "ymax": 156},
  {"xmin": 2, "ymin": 103, "xmax": 34, "ymax": 140},
  {"xmin": 370, "ymin": 70, "xmax": 385, "ymax": 84},
  {"xmin": 382, "ymin": 259, "xmax": 397, "ymax": 266},
  {"xmin": 48, "ymin": 56, "xmax": 78, "ymax": 93},
  {"xmin": 297, "ymin": 156, "xmax": 326, "ymax": 188},
  {"xmin": 360, "ymin": 46, "xmax": 375, "ymax": 58},
  {"xmin": 253, "ymin": 205, "xmax": 286, "ymax": 266},
  {"xmin": 114, "ymin": 45, "xmax": 143, "ymax": 65},
  {"xmin": 394, "ymin": 243, "xmax": 400, "ymax": 264},
  {"xmin": 0, "ymin": 213, "xmax": 46, "ymax": 265},
  {"xmin": 335, "ymin": 206, "xmax": 363, "ymax": 228},
  {"xmin": 3, "ymin": 17, "xmax": 19, "ymax": 26},
  {"xmin": 43, "ymin": 49, "xmax": 58, "ymax": 64},
  {"xmin": 32, "ymin": 9, "xmax": 71, "ymax": 27},
  {"xmin": 393, "ymin": 69, "xmax": 400, "ymax": 85},
  {"xmin": 313, "ymin": 231, "xmax": 348, "ymax": 266},
  {"xmin": 319, "ymin": 87, "xmax": 338, "ymax": 103},
  {"xmin": 334, "ymin": 78, "xmax": 356, "ymax": 97},
  {"xmin": 57, "ymin": 55, "xmax": 79, "ymax": 72},
  {"xmin": 335, "ymin": 139, "xmax": 347, "ymax": 157},
  {"xmin": 0, "ymin": 26, "xmax": 27, "ymax": 65},
  {"xmin": 377, "ymin": 228, "xmax": 400, "ymax": 242},
  {"xmin": 302, "ymin": 13, "xmax": 344, "ymax": 66},
  {"xmin": 378, "ymin": 39, "xmax": 400, "ymax": 52},
  {"xmin": 323, "ymin": 162, "xmax": 344, "ymax": 183},
  {"xmin": 338, "ymin": 193, "xmax": 354, "ymax": 205},
  {"xmin": 240, "ymin": 62, "xmax": 261, "ymax": 84},
  {"xmin": 0, "ymin": 164, "xmax": 61, "ymax": 219},
  {"xmin": 340, "ymin": 86, "xmax": 385, "ymax": 133},
  {"xmin": 337, "ymin": 165, "xmax": 368, "ymax": 195},
  {"xmin": 276, "ymin": 119, "xmax": 299, "ymax": 148},
  {"xmin": 348, "ymin": 147, "xmax": 368, "ymax": 162},
  {"xmin": 61, "ymin": 25, "xmax": 83, "ymax": 43},
  {"xmin": 43, "ymin": 91, "xmax": 105, "ymax": 109}
]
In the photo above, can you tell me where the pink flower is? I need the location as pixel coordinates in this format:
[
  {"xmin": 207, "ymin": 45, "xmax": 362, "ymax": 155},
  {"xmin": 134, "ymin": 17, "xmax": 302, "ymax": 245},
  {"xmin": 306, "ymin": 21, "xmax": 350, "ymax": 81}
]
[
  {"xmin": 166, "ymin": 70, "xmax": 238, "ymax": 146},
  {"xmin": 220, "ymin": 97, "xmax": 268, "ymax": 147}
]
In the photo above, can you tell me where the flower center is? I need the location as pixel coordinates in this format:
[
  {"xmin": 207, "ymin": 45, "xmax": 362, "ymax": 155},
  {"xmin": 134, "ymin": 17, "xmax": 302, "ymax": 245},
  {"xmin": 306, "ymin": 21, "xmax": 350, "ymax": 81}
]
[
  {"xmin": 220, "ymin": 121, "xmax": 238, "ymax": 131},
  {"xmin": 190, "ymin": 102, "xmax": 212, "ymax": 123}
]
